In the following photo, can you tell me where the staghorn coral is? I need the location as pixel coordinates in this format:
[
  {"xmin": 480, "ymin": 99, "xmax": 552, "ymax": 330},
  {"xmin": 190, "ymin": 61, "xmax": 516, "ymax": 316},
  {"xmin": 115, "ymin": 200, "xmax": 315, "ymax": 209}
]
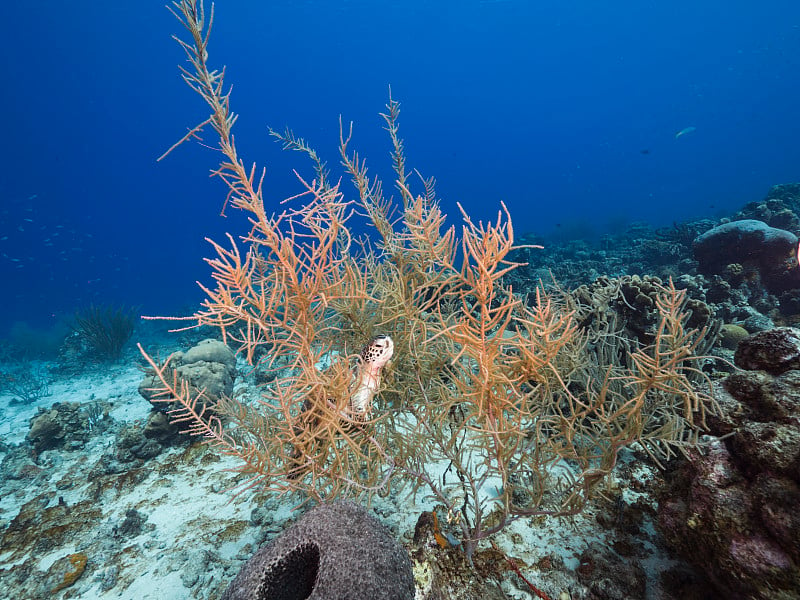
[{"xmin": 142, "ymin": 0, "xmax": 721, "ymax": 562}]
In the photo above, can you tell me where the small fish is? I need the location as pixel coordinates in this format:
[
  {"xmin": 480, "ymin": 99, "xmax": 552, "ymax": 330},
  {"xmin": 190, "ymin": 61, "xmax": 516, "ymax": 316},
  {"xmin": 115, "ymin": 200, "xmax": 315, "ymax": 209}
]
[{"xmin": 675, "ymin": 126, "xmax": 696, "ymax": 139}]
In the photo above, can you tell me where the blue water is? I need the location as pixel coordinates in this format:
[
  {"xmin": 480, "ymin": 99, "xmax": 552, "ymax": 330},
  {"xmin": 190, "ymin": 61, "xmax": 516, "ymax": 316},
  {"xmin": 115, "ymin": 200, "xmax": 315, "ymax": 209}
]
[{"xmin": 1, "ymin": 0, "xmax": 799, "ymax": 335}]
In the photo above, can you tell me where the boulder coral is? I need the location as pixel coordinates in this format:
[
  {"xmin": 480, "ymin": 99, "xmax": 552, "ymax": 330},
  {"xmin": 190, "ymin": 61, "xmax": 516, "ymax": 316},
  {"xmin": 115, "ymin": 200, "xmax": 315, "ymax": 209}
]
[
  {"xmin": 693, "ymin": 219, "xmax": 800, "ymax": 293},
  {"xmin": 138, "ymin": 338, "xmax": 236, "ymax": 410}
]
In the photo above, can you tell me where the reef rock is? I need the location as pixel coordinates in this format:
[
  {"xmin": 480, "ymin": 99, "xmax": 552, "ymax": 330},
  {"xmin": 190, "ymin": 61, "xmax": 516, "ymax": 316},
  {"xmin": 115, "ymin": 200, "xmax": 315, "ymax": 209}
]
[
  {"xmin": 576, "ymin": 541, "xmax": 647, "ymax": 600},
  {"xmin": 26, "ymin": 402, "xmax": 96, "ymax": 454},
  {"xmin": 735, "ymin": 183, "xmax": 800, "ymax": 233},
  {"xmin": 734, "ymin": 327, "xmax": 800, "ymax": 374},
  {"xmin": 657, "ymin": 341, "xmax": 800, "ymax": 599}
]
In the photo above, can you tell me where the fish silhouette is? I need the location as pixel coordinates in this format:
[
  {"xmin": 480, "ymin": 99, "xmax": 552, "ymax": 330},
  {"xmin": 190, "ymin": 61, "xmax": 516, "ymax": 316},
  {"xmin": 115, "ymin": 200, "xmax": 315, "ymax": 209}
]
[{"xmin": 675, "ymin": 126, "xmax": 696, "ymax": 139}]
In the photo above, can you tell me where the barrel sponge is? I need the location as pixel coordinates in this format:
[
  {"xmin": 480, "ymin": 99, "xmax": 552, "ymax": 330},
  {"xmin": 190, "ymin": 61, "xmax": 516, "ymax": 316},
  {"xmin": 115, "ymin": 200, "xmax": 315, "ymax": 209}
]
[{"xmin": 221, "ymin": 501, "xmax": 415, "ymax": 600}]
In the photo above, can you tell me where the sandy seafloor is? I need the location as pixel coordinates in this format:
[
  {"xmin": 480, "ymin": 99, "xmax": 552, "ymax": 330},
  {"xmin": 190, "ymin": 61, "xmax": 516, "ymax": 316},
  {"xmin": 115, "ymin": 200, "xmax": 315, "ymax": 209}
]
[{"xmin": 0, "ymin": 341, "xmax": 686, "ymax": 600}]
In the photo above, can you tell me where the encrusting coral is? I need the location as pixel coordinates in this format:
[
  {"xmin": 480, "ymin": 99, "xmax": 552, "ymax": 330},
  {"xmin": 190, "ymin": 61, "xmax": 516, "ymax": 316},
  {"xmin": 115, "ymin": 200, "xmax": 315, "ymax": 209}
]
[{"xmin": 142, "ymin": 0, "xmax": 721, "ymax": 561}]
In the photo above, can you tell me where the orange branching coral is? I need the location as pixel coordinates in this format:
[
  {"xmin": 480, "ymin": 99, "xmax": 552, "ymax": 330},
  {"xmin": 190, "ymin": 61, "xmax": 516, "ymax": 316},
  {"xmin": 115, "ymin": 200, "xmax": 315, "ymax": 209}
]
[{"xmin": 147, "ymin": 0, "xmax": 718, "ymax": 561}]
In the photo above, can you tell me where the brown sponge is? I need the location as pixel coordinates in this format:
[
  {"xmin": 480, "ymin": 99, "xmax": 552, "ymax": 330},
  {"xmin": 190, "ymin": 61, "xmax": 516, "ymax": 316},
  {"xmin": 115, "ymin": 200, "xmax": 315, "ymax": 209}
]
[{"xmin": 221, "ymin": 501, "xmax": 414, "ymax": 600}]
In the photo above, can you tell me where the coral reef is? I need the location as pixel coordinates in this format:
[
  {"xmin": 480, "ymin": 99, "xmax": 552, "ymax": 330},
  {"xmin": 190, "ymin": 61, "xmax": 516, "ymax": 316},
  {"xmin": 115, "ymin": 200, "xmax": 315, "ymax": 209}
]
[
  {"xmin": 733, "ymin": 327, "xmax": 800, "ymax": 374},
  {"xmin": 718, "ymin": 323, "xmax": 749, "ymax": 350},
  {"xmin": 27, "ymin": 401, "xmax": 110, "ymax": 454},
  {"xmin": 570, "ymin": 273, "xmax": 717, "ymax": 346},
  {"xmin": 138, "ymin": 338, "xmax": 236, "ymax": 408},
  {"xmin": 3, "ymin": 0, "xmax": 800, "ymax": 596},
  {"xmin": 734, "ymin": 183, "xmax": 800, "ymax": 234},
  {"xmin": 657, "ymin": 328, "xmax": 800, "ymax": 599},
  {"xmin": 693, "ymin": 219, "xmax": 800, "ymax": 294},
  {"xmin": 138, "ymin": 2, "xmax": 722, "ymax": 567}
]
